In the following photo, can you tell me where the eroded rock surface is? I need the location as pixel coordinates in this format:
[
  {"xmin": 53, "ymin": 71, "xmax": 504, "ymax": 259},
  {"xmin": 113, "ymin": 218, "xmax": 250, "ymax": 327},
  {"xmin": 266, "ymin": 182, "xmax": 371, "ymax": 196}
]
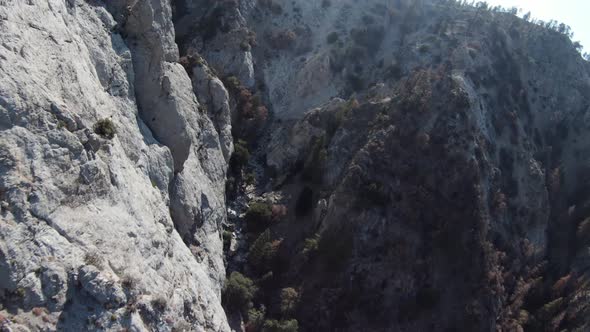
[
  {"xmin": 0, "ymin": 1, "xmax": 230, "ymax": 331},
  {"xmin": 3, "ymin": 0, "xmax": 590, "ymax": 331}
]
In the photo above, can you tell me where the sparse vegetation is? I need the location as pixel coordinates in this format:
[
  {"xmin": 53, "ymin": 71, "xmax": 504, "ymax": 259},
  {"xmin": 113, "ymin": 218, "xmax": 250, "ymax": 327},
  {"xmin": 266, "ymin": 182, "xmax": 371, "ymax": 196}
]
[
  {"xmin": 245, "ymin": 202, "xmax": 273, "ymax": 232},
  {"xmin": 178, "ymin": 54, "xmax": 204, "ymax": 74},
  {"xmin": 396, "ymin": 69, "xmax": 435, "ymax": 113},
  {"xmin": 280, "ymin": 288, "xmax": 299, "ymax": 315},
  {"xmin": 84, "ymin": 252, "xmax": 103, "ymax": 269},
  {"xmin": 262, "ymin": 319, "xmax": 298, "ymax": 332},
  {"xmin": 224, "ymin": 75, "xmax": 241, "ymax": 92},
  {"xmin": 350, "ymin": 25, "xmax": 385, "ymax": 51},
  {"xmin": 245, "ymin": 172, "xmax": 257, "ymax": 185},
  {"xmin": 326, "ymin": 32, "xmax": 339, "ymax": 44},
  {"xmin": 247, "ymin": 307, "xmax": 266, "ymax": 331},
  {"xmin": 121, "ymin": 275, "xmax": 137, "ymax": 291},
  {"xmin": 302, "ymin": 234, "xmax": 320, "ymax": 256},
  {"xmin": 538, "ymin": 297, "xmax": 565, "ymax": 320},
  {"xmin": 248, "ymin": 230, "xmax": 280, "ymax": 273},
  {"xmin": 223, "ymin": 272, "xmax": 257, "ymax": 312},
  {"xmin": 223, "ymin": 230, "xmax": 233, "ymax": 249},
  {"xmin": 231, "ymin": 139, "xmax": 250, "ymax": 170},
  {"xmin": 224, "ymin": 76, "xmax": 269, "ymax": 141},
  {"xmin": 268, "ymin": 30, "xmax": 297, "ymax": 50},
  {"xmin": 15, "ymin": 287, "xmax": 26, "ymax": 299},
  {"xmin": 151, "ymin": 296, "xmax": 168, "ymax": 311},
  {"xmin": 93, "ymin": 118, "xmax": 116, "ymax": 139}
]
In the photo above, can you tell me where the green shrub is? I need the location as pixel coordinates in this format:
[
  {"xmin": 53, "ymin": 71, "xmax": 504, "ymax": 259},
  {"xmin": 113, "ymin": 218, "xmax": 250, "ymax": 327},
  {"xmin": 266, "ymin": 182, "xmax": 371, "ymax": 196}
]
[
  {"xmin": 248, "ymin": 230, "xmax": 278, "ymax": 273},
  {"xmin": 178, "ymin": 54, "xmax": 204, "ymax": 74},
  {"xmin": 247, "ymin": 307, "xmax": 266, "ymax": 330},
  {"xmin": 93, "ymin": 118, "xmax": 116, "ymax": 139},
  {"xmin": 539, "ymin": 297, "xmax": 565, "ymax": 321},
  {"xmin": 326, "ymin": 32, "xmax": 339, "ymax": 44},
  {"xmin": 280, "ymin": 288, "xmax": 299, "ymax": 315},
  {"xmin": 245, "ymin": 202, "xmax": 273, "ymax": 232},
  {"xmin": 231, "ymin": 139, "xmax": 250, "ymax": 170},
  {"xmin": 224, "ymin": 76, "xmax": 241, "ymax": 92},
  {"xmin": 245, "ymin": 172, "xmax": 257, "ymax": 185},
  {"xmin": 262, "ymin": 319, "xmax": 298, "ymax": 332},
  {"xmin": 15, "ymin": 287, "xmax": 26, "ymax": 299},
  {"xmin": 302, "ymin": 234, "xmax": 320, "ymax": 256},
  {"xmin": 223, "ymin": 231, "xmax": 233, "ymax": 249},
  {"xmin": 223, "ymin": 272, "xmax": 257, "ymax": 312}
]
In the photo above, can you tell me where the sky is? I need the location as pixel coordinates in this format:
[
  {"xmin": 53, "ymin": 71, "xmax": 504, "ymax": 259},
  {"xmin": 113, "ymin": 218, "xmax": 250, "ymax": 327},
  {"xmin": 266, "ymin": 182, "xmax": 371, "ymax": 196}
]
[{"xmin": 485, "ymin": 0, "xmax": 590, "ymax": 52}]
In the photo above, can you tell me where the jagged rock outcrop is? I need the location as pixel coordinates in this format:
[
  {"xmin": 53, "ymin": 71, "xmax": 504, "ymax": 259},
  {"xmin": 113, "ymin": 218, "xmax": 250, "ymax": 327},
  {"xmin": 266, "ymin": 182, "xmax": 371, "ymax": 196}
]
[
  {"xmin": 0, "ymin": 1, "xmax": 231, "ymax": 331},
  {"xmin": 174, "ymin": 0, "xmax": 256, "ymax": 88}
]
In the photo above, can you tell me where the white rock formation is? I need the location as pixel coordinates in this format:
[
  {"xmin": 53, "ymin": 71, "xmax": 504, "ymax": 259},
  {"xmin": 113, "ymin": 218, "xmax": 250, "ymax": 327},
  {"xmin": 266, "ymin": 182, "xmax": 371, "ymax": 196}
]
[{"xmin": 0, "ymin": 0, "xmax": 231, "ymax": 331}]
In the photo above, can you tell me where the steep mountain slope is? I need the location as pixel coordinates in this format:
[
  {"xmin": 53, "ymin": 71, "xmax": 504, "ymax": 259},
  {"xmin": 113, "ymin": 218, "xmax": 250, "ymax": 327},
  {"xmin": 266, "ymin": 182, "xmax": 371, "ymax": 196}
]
[
  {"xmin": 262, "ymin": 3, "xmax": 590, "ymax": 332},
  {"xmin": 171, "ymin": 0, "xmax": 590, "ymax": 331},
  {"xmin": 1, "ymin": 0, "xmax": 590, "ymax": 332},
  {"xmin": 0, "ymin": 1, "xmax": 230, "ymax": 330}
]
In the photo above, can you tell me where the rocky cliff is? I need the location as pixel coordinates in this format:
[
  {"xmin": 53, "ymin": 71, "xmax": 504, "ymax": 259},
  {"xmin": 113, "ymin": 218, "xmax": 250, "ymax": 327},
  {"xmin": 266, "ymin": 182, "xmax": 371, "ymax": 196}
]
[
  {"xmin": 0, "ymin": 0, "xmax": 230, "ymax": 331},
  {"xmin": 1, "ymin": 0, "xmax": 590, "ymax": 331}
]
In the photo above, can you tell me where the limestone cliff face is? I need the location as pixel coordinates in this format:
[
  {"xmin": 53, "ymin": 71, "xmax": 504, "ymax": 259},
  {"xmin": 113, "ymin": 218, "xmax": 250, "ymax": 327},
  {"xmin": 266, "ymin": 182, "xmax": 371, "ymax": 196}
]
[
  {"xmin": 2, "ymin": 0, "xmax": 590, "ymax": 331},
  {"xmin": 0, "ymin": 1, "xmax": 230, "ymax": 331}
]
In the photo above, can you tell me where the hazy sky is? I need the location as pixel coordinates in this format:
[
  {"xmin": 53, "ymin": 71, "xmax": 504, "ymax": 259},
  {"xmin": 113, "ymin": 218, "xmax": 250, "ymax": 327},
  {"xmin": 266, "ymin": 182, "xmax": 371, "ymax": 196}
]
[{"xmin": 485, "ymin": 0, "xmax": 589, "ymax": 51}]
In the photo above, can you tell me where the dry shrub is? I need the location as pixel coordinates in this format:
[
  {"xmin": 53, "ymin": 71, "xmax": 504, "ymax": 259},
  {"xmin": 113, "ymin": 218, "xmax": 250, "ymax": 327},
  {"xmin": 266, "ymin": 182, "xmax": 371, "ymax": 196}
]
[
  {"xmin": 492, "ymin": 190, "xmax": 507, "ymax": 213},
  {"xmin": 268, "ymin": 30, "xmax": 297, "ymax": 50},
  {"xmin": 271, "ymin": 204, "xmax": 287, "ymax": 222},
  {"xmin": 551, "ymin": 274, "xmax": 571, "ymax": 297},
  {"xmin": 395, "ymin": 69, "xmax": 435, "ymax": 113},
  {"xmin": 178, "ymin": 54, "xmax": 204, "ymax": 74}
]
